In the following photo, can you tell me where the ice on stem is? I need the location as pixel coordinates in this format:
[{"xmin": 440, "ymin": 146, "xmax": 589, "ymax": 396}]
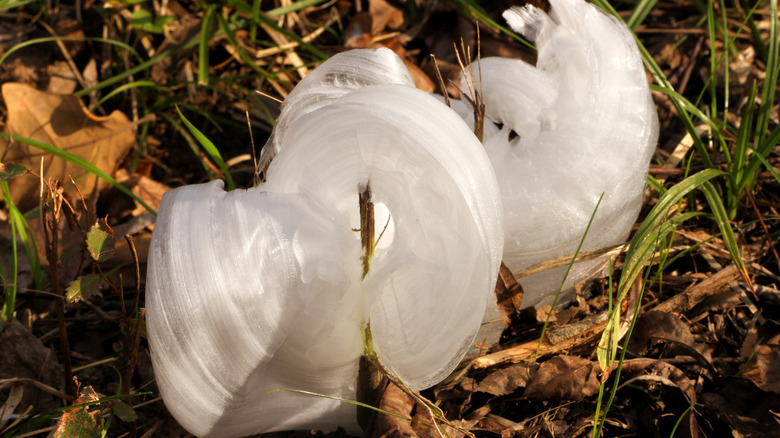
[
  {"xmin": 458, "ymin": 0, "xmax": 659, "ymax": 306},
  {"xmin": 147, "ymin": 48, "xmax": 504, "ymax": 437}
]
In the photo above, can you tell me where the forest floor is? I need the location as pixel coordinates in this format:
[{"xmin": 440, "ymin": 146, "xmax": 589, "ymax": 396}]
[{"xmin": 0, "ymin": 0, "xmax": 779, "ymax": 437}]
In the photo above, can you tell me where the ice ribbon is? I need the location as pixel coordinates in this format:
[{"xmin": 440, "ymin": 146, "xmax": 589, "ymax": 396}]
[
  {"xmin": 147, "ymin": 48, "xmax": 504, "ymax": 437},
  {"xmin": 457, "ymin": 0, "xmax": 659, "ymax": 306}
]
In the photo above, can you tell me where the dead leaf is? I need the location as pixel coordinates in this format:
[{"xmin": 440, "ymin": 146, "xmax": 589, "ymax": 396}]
[
  {"xmin": 53, "ymin": 385, "xmax": 102, "ymax": 438},
  {"xmin": 46, "ymin": 61, "xmax": 78, "ymax": 94},
  {"xmin": 0, "ymin": 319, "xmax": 63, "ymax": 416},
  {"xmin": 741, "ymin": 321, "xmax": 780, "ymax": 393},
  {"xmin": 620, "ymin": 358, "xmax": 697, "ymax": 403},
  {"xmin": 524, "ymin": 355, "xmax": 600, "ymax": 402},
  {"xmin": 369, "ymin": 0, "xmax": 404, "ymax": 35},
  {"xmin": 476, "ymin": 363, "xmax": 535, "ymax": 396},
  {"xmin": 495, "ymin": 261, "xmax": 524, "ymax": 328},
  {"xmin": 628, "ymin": 310, "xmax": 712, "ymax": 363},
  {"xmin": 699, "ymin": 377, "xmax": 780, "ymax": 437},
  {"xmin": 113, "ymin": 168, "xmax": 170, "ymax": 217},
  {"xmin": 0, "ymin": 384, "xmax": 24, "ymax": 431},
  {"xmin": 404, "ymin": 60, "xmax": 435, "ymax": 93},
  {"xmin": 0, "ymin": 83, "xmax": 135, "ymax": 211},
  {"xmin": 371, "ymin": 381, "xmax": 416, "ymax": 438}
]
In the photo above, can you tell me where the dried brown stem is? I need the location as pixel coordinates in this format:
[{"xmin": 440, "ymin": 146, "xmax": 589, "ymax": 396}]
[{"xmin": 42, "ymin": 182, "xmax": 74, "ymax": 397}]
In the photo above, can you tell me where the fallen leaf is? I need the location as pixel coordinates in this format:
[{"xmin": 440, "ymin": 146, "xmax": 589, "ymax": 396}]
[
  {"xmin": 46, "ymin": 61, "xmax": 78, "ymax": 94},
  {"xmin": 369, "ymin": 0, "xmax": 404, "ymax": 34},
  {"xmin": 0, "ymin": 384, "xmax": 24, "ymax": 431},
  {"xmin": 524, "ymin": 355, "xmax": 600, "ymax": 402},
  {"xmin": 699, "ymin": 377, "xmax": 780, "ymax": 437},
  {"xmin": 0, "ymin": 83, "xmax": 135, "ymax": 211},
  {"xmin": 0, "ymin": 163, "xmax": 26, "ymax": 182},
  {"xmin": 494, "ymin": 261, "xmax": 524, "ymax": 328},
  {"xmin": 53, "ymin": 385, "xmax": 102, "ymax": 438},
  {"xmin": 404, "ymin": 60, "xmax": 435, "ymax": 93},
  {"xmin": 112, "ymin": 400, "xmax": 138, "ymax": 423},
  {"xmin": 370, "ymin": 381, "xmax": 416, "ymax": 438},
  {"xmin": 620, "ymin": 358, "xmax": 696, "ymax": 403},
  {"xmin": 476, "ymin": 363, "xmax": 535, "ymax": 396},
  {"xmin": 628, "ymin": 310, "xmax": 711, "ymax": 362},
  {"xmin": 741, "ymin": 321, "xmax": 780, "ymax": 393},
  {"xmin": 0, "ymin": 319, "xmax": 63, "ymax": 416}
]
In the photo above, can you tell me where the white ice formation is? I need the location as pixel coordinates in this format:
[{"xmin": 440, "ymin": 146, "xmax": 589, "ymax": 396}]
[
  {"xmin": 455, "ymin": 0, "xmax": 659, "ymax": 306},
  {"xmin": 146, "ymin": 48, "xmax": 504, "ymax": 437}
]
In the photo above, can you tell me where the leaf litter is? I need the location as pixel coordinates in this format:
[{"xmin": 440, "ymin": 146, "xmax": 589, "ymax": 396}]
[{"xmin": 0, "ymin": 0, "xmax": 779, "ymax": 437}]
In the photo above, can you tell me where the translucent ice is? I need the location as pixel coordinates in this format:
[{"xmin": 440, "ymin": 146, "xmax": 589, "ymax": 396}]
[{"xmin": 146, "ymin": 48, "xmax": 504, "ymax": 437}]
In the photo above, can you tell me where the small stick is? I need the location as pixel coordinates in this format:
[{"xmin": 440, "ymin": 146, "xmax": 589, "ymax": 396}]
[
  {"xmin": 359, "ymin": 182, "xmax": 375, "ymax": 280},
  {"xmin": 430, "ymin": 54, "xmax": 451, "ymax": 108}
]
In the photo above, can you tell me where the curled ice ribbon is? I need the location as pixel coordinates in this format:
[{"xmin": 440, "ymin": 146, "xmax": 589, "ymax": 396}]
[
  {"xmin": 455, "ymin": 0, "xmax": 659, "ymax": 306},
  {"xmin": 146, "ymin": 49, "xmax": 504, "ymax": 437}
]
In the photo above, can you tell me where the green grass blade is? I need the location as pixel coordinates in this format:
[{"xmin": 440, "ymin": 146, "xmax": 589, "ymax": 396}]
[
  {"xmin": 250, "ymin": 0, "xmax": 261, "ymax": 42},
  {"xmin": 646, "ymin": 174, "xmax": 666, "ymax": 196},
  {"xmin": 535, "ymin": 193, "xmax": 604, "ymax": 361},
  {"xmin": 447, "ymin": 0, "xmax": 535, "ymax": 49},
  {"xmin": 755, "ymin": 0, "xmax": 779, "ymax": 146},
  {"xmin": 701, "ymin": 181, "xmax": 748, "ymax": 280},
  {"xmin": 0, "ymin": 36, "xmax": 143, "ymax": 72},
  {"xmin": 253, "ymin": 11, "xmax": 328, "ymax": 60},
  {"xmin": 627, "ymin": 0, "xmax": 658, "ymax": 30},
  {"xmin": 270, "ymin": 388, "xmax": 418, "ymax": 424},
  {"xmin": 176, "ymin": 106, "xmax": 236, "ymax": 190},
  {"xmin": 92, "ymin": 80, "xmax": 159, "ymax": 110},
  {"xmin": 598, "ymin": 169, "xmax": 725, "ymax": 371},
  {"xmin": 592, "ymin": 0, "xmax": 715, "ymax": 169},
  {"xmin": 729, "ymin": 81, "xmax": 758, "ymax": 216},
  {"xmin": 707, "ymin": 0, "xmax": 719, "ymax": 120},
  {"xmin": 266, "ymin": 0, "xmax": 328, "ymax": 17},
  {"xmin": 0, "ymin": 133, "xmax": 157, "ymax": 215},
  {"xmin": 216, "ymin": 13, "xmax": 272, "ymax": 78},
  {"xmin": 0, "ymin": 182, "xmax": 19, "ymax": 328},
  {"xmin": 8, "ymin": 201, "xmax": 44, "ymax": 288},
  {"xmin": 199, "ymin": 4, "xmax": 219, "ymax": 85},
  {"xmin": 628, "ymin": 169, "xmax": 724, "ymax": 263},
  {"xmin": 749, "ymin": 146, "xmax": 780, "ymax": 185}
]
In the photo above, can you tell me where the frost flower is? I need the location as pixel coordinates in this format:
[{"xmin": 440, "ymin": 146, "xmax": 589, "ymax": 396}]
[
  {"xmin": 146, "ymin": 48, "xmax": 504, "ymax": 437},
  {"xmin": 456, "ymin": 0, "xmax": 659, "ymax": 306}
]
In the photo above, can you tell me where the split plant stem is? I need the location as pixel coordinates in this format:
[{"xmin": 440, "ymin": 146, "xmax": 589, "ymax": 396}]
[{"xmin": 42, "ymin": 182, "xmax": 74, "ymax": 397}]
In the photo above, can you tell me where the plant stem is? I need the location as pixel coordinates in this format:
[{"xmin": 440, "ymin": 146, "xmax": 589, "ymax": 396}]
[{"xmin": 359, "ymin": 182, "xmax": 375, "ymax": 280}]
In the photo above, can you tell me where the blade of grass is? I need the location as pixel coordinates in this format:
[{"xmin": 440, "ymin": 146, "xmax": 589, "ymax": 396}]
[
  {"xmin": 749, "ymin": 145, "xmax": 780, "ymax": 185},
  {"xmin": 159, "ymin": 112, "xmax": 215, "ymax": 179},
  {"xmin": 216, "ymin": 12, "xmax": 273, "ymax": 78},
  {"xmin": 0, "ymin": 36, "xmax": 143, "ymax": 71},
  {"xmin": 447, "ymin": 0, "xmax": 535, "ymax": 49},
  {"xmin": 701, "ymin": 181, "xmax": 750, "ymax": 286},
  {"xmin": 591, "ymin": 0, "xmax": 715, "ymax": 169},
  {"xmin": 707, "ymin": 0, "xmax": 719, "ymax": 121},
  {"xmin": 740, "ymin": 0, "xmax": 769, "ymax": 60},
  {"xmin": 728, "ymin": 81, "xmax": 758, "ymax": 217},
  {"xmin": 0, "ymin": 133, "xmax": 156, "ymax": 215},
  {"xmin": 266, "ymin": 0, "xmax": 328, "ymax": 17},
  {"xmin": 199, "ymin": 4, "xmax": 219, "ymax": 85},
  {"xmin": 0, "ymin": 182, "xmax": 19, "ymax": 328},
  {"xmin": 753, "ymin": 0, "xmax": 779, "ymax": 151},
  {"xmin": 175, "ymin": 106, "xmax": 236, "ymax": 190},
  {"xmin": 91, "ymin": 80, "xmax": 159, "ymax": 110},
  {"xmin": 626, "ymin": 0, "xmax": 658, "ymax": 30},
  {"xmin": 253, "ymin": 11, "xmax": 328, "ymax": 60},
  {"xmin": 535, "ymin": 193, "xmax": 604, "ymax": 361},
  {"xmin": 598, "ymin": 169, "xmax": 724, "ymax": 371}
]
